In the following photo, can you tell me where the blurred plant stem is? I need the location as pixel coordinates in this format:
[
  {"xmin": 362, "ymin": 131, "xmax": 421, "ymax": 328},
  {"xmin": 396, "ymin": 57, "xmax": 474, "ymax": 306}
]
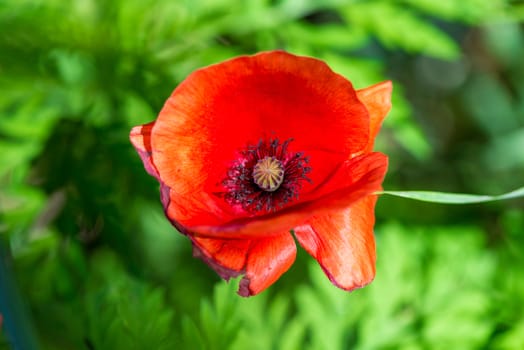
[{"xmin": 0, "ymin": 238, "xmax": 40, "ymax": 350}]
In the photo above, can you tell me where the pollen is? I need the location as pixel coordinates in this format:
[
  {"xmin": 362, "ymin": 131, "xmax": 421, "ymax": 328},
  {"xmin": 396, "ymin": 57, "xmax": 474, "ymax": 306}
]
[{"xmin": 252, "ymin": 156, "xmax": 285, "ymax": 192}]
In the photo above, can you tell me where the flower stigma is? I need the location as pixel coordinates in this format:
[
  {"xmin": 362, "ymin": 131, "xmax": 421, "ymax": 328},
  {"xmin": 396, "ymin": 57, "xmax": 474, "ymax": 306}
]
[{"xmin": 252, "ymin": 156, "xmax": 285, "ymax": 192}]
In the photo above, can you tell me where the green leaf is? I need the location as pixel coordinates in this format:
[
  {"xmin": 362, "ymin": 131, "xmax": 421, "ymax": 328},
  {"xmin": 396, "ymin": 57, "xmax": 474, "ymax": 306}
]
[
  {"xmin": 359, "ymin": 224, "xmax": 496, "ymax": 349},
  {"xmin": 400, "ymin": 0, "xmax": 509, "ymax": 23},
  {"xmin": 380, "ymin": 186, "xmax": 524, "ymax": 204},
  {"xmin": 492, "ymin": 320, "xmax": 524, "ymax": 349},
  {"xmin": 342, "ymin": 2, "xmax": 460, "ymax": 60},
  {"xmin": 181, "ymin": 280, "xmax": 243, "ymax": 349},
  {"xmin": 84, "ymin": 251, "xmax": 177, "ymax": 350}
]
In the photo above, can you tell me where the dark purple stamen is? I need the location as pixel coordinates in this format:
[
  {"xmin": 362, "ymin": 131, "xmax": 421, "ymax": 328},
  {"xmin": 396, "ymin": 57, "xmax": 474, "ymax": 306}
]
[{"xmin": 218, "ymin": 138, "xmax": 311, "ymax": 213}]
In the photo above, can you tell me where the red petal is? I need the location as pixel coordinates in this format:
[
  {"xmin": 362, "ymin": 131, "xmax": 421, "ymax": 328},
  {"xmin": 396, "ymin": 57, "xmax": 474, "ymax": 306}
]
[
  {"xmin": 186, "ymin": 152, "xmax": 387, "ymax": 238},
  {"xmin": 150, "ymin": 51, "xmax": 370, "ymax": 227},
  {"xmin": 191, "ymin": 237, "xmax": 250, "ymax": 276},
  {"xmin": 356, "ymin": 81, "xmax": 392, "ymax": 152},
  {"xmin": 294, "ymin": 195, "xmax": 378, "ymax": 290},
  {"xmin": 130, "ymin": 121, "xmax": 160, "ymax": 179},
  {"xmin": 191, "ymin": 233, "xmax": 296, "ymax": 296}
]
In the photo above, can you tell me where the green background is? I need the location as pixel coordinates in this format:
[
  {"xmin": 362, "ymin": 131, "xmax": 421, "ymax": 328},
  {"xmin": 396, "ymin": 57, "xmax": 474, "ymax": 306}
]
[{"xmin": 1, "ymin": 0, "xmax": 524, "ymax": 349}]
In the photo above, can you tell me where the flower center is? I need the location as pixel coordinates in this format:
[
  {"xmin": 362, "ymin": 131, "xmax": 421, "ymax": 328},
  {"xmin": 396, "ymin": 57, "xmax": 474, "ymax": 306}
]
[
  {"xmin": 252, "ymin": 156, "xmax": 285, "ymax": 192},
  {"xmin": 218, "ymin": 138, "xmax": 311, "ymax": 213}
]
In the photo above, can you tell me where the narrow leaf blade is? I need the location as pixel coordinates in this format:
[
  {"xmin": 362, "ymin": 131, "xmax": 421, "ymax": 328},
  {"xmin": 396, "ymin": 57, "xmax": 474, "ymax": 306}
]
[{"xmin": 380, "ymin": 187, "xmax": 524, "ymax": 204}]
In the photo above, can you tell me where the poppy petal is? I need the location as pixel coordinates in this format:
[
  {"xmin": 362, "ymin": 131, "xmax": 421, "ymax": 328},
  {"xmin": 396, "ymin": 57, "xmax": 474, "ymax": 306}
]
[
  {"xmin": 294, "ymin": 195, "xmax": 378, "ymax": 290},
  {"xmin": 191, "ymin": 233, "xmax": 296, "ymax": 296},
  {"xmin": 185, "ymin": 152, "xmax": 388, "ymax": 238},
  {"xmin": 150, "ymin": 51, "xmax": 371, "ymax": 227},
  {"xmin": 130, "ymin": 121, "xmax": 160, "ymax": 179},
  {"xmin": 356, "ymin": 81, "xmax": 393, "ymax": 152}
]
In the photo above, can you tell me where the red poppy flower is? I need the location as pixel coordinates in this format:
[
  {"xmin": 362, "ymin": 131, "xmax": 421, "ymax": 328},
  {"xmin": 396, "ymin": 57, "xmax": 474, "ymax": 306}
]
[{"xmin": 130, "ymin": 51, "xmax": 391, "ymax": 296}]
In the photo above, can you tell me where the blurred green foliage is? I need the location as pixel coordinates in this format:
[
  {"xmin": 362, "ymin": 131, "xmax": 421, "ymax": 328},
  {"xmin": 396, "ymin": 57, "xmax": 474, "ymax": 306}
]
[{"xmin": 1, "ymin": 0, "xmax": 523, "ymax": 349}]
